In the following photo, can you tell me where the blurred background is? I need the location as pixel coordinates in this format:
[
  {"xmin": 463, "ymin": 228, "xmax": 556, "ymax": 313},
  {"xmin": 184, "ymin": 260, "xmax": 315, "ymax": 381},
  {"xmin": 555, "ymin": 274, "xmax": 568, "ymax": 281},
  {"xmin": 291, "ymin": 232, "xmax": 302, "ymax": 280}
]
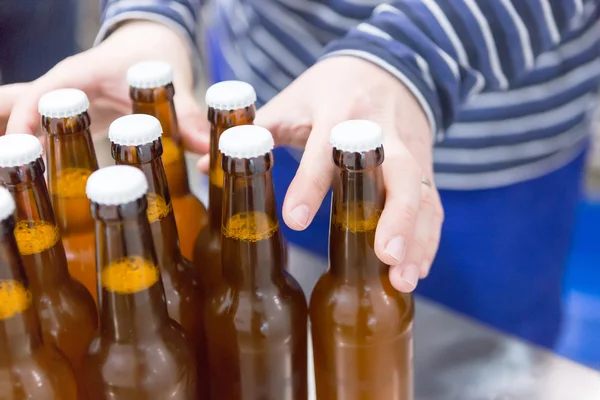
[{"xmin": 2, "ymin": 0, "xmax": 600, "ymax": 370}]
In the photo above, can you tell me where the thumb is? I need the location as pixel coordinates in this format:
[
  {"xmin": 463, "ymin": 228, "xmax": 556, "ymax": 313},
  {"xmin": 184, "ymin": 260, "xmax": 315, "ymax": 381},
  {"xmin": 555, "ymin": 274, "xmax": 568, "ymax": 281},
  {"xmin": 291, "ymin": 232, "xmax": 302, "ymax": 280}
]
[
  {"xmin": 0, "ymin": 83, "xmax": 30, "ymax": 135},
  {"xmin": 254, "ymin": 95, "xmax": 312, "ymax": 148},
  {"xmin": 175, "ymin": 89, "xmax": 210, "ymax": 155}
]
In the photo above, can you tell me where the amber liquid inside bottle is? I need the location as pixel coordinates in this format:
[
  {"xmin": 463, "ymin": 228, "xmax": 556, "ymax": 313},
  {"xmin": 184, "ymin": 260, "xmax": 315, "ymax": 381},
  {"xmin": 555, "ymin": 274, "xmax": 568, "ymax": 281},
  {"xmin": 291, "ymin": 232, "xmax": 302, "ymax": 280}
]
[
  {"xmin": 130, "ymin": 84, "xmax": 207, "ymax": 260},
  {"xmin": 0, "ymin": 158, "xmax": 98, "ymax": 394},
  {"xmin": 193, "ymin": 104, "xmax": 255, "ymax": 292},
  {"xmin": 84, "ymin": 195, "xmax": 198, "ymax": 399},
  {"xmin": 310, "ymin": 146, "xmax": 414, "ymax": 400},
  {"xmin": 204, "ymin": 151, "xmax": 307, "ymax": 399},
  {"xmin": 112, "ymin": 138, "xmax": 208, "ymax": 398},
  {"xmin": 0, "ymin": 214, "xmax": 79, "ymax": 399},
  {"xmin": 44, "ymin": 110, "xmax": 99, "ymax": 304}
]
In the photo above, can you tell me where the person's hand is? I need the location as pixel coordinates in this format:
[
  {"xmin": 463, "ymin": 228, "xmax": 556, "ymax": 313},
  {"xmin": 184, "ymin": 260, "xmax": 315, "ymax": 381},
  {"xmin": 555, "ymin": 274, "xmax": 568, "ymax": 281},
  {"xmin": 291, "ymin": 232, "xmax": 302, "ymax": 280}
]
[
  {"xmin": 0, "ymin": 83, "xmax": 30, "ymax": 135},
  {"xmin": 4, "ymin": 21, "xmax": 209, "ymax": 153},
  {"xmin": 257, "ymin": 57, "xmax": 444, "ymax": 293}
]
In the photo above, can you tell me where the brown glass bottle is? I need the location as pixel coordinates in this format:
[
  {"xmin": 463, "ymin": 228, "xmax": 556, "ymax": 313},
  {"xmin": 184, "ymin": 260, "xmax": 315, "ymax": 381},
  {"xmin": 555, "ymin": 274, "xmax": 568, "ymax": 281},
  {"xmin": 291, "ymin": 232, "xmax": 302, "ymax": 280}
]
[
  {"xmin": 310, "ymin": 121, "xmax": 414, "ymax": 399},
  {"xmin": 204, "ymin": 125, "xmax": 307, "ymax": 399},
  {"xmin": 128, "ymin": 61, "xmax": 207, "ymax": 260},
  {"xmin": 110, "ymin": 114, "xmax": 208, "ymax": 398},
  {"xmin": 193, "ymin": 80, "xmax": 256, "ymax": 293},
  {"xmin": 41, "ymin": 88, "xmax": 99, "ymax": 304},
  {"xmin": 0, "ymin": 134, "xmax": 98, "ymax": 393},
  {"xmin": 84, "ymin": 165, "xmax": 199, "ymax": 399},
  {"xmin": 0, "ymin": 187, "xmax": 79, "ymax": 400}
]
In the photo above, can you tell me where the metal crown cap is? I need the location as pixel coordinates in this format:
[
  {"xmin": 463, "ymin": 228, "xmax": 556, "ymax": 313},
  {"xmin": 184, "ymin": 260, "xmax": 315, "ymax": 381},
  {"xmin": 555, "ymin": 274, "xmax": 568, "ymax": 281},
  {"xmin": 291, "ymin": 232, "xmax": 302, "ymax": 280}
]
[
  {"xmin": 219, "ymin": 125, "xmax": 274, "ymax": 158},
  {"xmin": 86, "ymin": 165, "xmax": 148, "ymax": 206},
  {"xmin": 108, "ymin": 114, "xmax": 163, "ymax": 146},
  {"xmin": 0, "ymin": 134, "xmax": 44, "ymax": 167},
  {"xmin": 330, "ymin": 120, "xmax": 384, "ymax": 152},
  {"xmin": 0, "ymin": 187, "xmax": 15, "ymax": 222},
  {"xmin": 205, "ymin": 80, "xmax": 256, "ymax": 111},
  {"xmin": 38, "ymin": 88, "xmax": 90, "ymax": 118},
  {"xmin": 127, "ymin": 61, "xmax": 174, "ymax": 89}
]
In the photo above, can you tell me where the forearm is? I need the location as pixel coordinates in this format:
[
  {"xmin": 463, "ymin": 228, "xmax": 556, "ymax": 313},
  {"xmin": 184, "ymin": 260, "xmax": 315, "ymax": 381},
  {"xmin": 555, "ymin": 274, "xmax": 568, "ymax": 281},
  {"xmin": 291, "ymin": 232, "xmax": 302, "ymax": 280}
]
[
  {"xmin": 96, "ymin": 0, "xmax": 202, "ymax": 85},
  {"xmin": 323, "ymin": 0, "xmax": 599, "ymax": 134}
]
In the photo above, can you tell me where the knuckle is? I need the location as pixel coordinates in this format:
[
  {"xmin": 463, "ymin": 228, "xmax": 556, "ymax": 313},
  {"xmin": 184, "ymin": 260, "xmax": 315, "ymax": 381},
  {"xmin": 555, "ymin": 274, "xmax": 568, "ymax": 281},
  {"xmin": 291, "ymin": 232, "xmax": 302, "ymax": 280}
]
[{"xmin": 393, "ymin": 203, "xmax": 419, "ymax": 227}]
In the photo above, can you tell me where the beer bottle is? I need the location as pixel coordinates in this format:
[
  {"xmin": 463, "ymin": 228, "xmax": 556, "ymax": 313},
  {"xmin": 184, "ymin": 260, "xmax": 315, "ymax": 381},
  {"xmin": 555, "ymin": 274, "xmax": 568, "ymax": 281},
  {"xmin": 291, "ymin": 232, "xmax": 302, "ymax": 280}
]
[
  {"xmin": 193, "ymin": 80, "xmax": 256, "ymax": 291},
  {"xmin": 310, "ymin": 120, "xmax": 414, "ymax": 399},
  {"xmin": 0, "ymin": 134, "xmax": 98, "ymax": 390},
  {"xmin": 84, "ymin": 165, "xmax": 199, "ymax": 399},
  {"xmin": 204, "ymin": 125, "xmax": 307, "ymax": 399},
  {"xmin": 108, "ymin": 114, "xmax": 208, "ymax": 397},
  {"xmin": 0, "ymin": 186, "xmax": 79, "ymax": 400},
  {"xmin": 127, "ymin": 61, "xmax": 207, "ymax": 260},
  {"xmin": 39, "ymin": 88, "xmax": 99, "ymax": 304}
]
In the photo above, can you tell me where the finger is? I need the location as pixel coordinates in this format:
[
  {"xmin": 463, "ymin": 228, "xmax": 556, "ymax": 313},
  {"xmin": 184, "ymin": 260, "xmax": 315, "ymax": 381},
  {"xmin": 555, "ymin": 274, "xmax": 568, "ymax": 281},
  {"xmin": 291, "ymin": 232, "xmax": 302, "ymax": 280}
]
[
  {"xmin": 282, "ymin": 118, "xmax": 336, "ymax": 231},
  {"xmin": 422, "ymin": 191, "xmax": 444, "ymax": 278},
  {"xmin": 400, "ymin": 184, "xmax": 436, "ymax": 280},
  {"xmin": 195, "ymin": 154, "xmax": 210, "ymax": 174},
  {"xmin": 175, "ymin": 90, "xmax": 210, "ymax": 155},
  {"xmin": 6, "ymin": 57, "xmax": 101, "ymax": 134},
  {"xmin": 255, "ymin": 96, "xmax": 312, "ymax": 148},
  {"xmin": 389, "ymin": 264, "xmax": 420, "ymax": 293},
  {"xmin": 374, "ymin": 141, "xmax": 422, "ymax": 267}
]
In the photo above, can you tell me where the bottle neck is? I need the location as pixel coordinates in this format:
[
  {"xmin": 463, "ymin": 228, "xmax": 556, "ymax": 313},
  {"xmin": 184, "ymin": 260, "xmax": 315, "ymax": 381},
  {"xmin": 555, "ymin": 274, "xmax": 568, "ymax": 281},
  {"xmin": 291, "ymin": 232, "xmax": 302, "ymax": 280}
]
[
  {"xmin": 0, "ymin": 218, "xmax": 43, "ymax": 360},
  {"xmin": 0, "ymin": 160, "xmax": 71, "ymax": 289},
  {"xmin": 112, "ymin": 141, "xmax": 183, "ymax": 267},
  {"xmin": 329, "ymin": 147, "xmax": 388, "ymax": 282},
  {"xmin": 92, "ymin": 198, "xmax": 170, "ymax": 342},
  {"xmin": 43, "ymin": 113, "xmax": 98, "ymax": 234},
  {"xmin": 130, "ymin": 85, "xmax": 190, "ymax": 195},
  {"xmin": 221, "ymin": 153, "xmax": 284, "ymax": 290},
  {"xmin": 208, "ymin": 106, "xmax": 256, "ymax": 232}
]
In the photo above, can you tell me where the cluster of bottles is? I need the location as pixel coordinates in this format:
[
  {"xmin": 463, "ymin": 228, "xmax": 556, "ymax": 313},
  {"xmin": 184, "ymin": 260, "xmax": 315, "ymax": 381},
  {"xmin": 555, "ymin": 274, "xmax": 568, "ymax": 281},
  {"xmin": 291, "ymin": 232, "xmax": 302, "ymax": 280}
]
[{"xmin": 0, "ymin": 61, "xmax": 414, "ymax": 399}]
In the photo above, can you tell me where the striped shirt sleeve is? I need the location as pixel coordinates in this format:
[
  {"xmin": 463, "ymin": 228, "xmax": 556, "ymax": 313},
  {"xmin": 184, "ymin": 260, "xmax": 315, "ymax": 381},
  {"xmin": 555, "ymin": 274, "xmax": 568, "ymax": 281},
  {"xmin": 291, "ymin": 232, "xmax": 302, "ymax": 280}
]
[
  {"xmin": 95, "ymin": 0, "xmax": 202, "ymax": 60},
  {"xmin": 322, "ymin": 0, "xmax": 600, "ymax": 137}
]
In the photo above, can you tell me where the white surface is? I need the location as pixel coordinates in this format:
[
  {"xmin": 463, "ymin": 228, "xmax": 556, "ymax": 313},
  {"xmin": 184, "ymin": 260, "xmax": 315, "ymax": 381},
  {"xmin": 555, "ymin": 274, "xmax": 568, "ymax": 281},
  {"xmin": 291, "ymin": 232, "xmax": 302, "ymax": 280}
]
[
  {"xmin": 219, "ymin": 125, "xmax": 274, "ymax": 159},
  {"xmin": 108, "ymin": 114, "xmax": 163, "ymax": 146},
  {"xmin": 0, "ymin": 186, "xmax": 15, "ymax": 222},
  {"xmin": 205, "ymin": 80, "xmax": 256, "ymax": 110},
  {"xmin": 86, "ymin": 165, "xmax": 148, "ymax": 205},
  {"xmin": 0, "ymin": 134, "xmax": 43, "ymax": 167},
  {"xmin": 127, "ymin": 60, "xmax": 174, "ymax": 89},
  {"xmin": 330, "ymin": 119, "xmax": 384, "ymax": 152},
  {"xmin": 38, "ymin": 88, "xmax": 90, "ymax": 118}
]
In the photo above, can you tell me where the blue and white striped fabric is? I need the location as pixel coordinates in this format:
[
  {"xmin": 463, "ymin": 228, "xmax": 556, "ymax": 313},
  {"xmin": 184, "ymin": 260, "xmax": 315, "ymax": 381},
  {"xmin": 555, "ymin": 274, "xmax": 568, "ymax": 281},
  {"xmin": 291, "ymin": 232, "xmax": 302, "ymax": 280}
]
[{"xmin": 97, "ymin": 0, "xmax": 600, "ymax": 190}]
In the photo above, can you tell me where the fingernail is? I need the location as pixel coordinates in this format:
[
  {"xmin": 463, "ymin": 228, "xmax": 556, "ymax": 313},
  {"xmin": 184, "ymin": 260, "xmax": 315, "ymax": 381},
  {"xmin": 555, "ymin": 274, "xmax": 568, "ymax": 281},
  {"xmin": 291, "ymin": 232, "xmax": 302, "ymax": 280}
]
[
  {"xmin": 289, "ymin": 205, "xmax": 310, "ymax": 228},
  {"xmin": 420, "ymin": 260, "xmax": 430, "ymax": 277},
  {"xmin": 400, "ymin": 264, "xmax": 419, "ymax": 288},
  {"xmin": 384, "ymin": 236, "xmax": 405, "ymax": 263}
]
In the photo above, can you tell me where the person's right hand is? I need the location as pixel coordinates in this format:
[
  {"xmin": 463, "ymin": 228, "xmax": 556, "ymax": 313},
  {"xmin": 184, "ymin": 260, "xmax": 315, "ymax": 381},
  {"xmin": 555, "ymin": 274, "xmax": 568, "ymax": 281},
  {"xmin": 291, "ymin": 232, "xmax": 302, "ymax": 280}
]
[{"xmin": 3, "ymin": 20, "xmax": 209, "ymax": 154}]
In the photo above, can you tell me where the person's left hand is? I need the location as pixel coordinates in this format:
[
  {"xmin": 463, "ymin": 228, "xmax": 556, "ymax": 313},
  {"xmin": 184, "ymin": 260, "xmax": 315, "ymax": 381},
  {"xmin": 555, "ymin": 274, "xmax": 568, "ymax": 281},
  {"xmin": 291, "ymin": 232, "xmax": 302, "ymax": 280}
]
[{"xmin": 255, "ymin": 56, "xmax": 444, "ymax": 293}]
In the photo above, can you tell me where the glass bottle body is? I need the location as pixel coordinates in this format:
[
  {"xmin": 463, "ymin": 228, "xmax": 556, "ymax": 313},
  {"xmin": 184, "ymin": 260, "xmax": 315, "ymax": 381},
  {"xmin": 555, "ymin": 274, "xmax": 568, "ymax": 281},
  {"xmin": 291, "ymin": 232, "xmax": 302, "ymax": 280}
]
[
  {"xmin": 204, "ymin": 153, "xmax": 307, "ymax": 399},
  {"xmin": 130, "ymin": 85, "xmax": 207, "ymax": 260},
  {"xmin": 0, "ymin": 159, "xmax": 98, "ymax": 391},
  {"xmin": 44, "ymin": 111, "xmax": 99, "ymax": 304},
  {"xmin": 0, "ymin": 215, "xmax": 79, "ymax": 400},
  {"xmin": 84, "ymin": 197, "xmax": 199, "ymax": 399},
  {"xmin": 310, "ymin": 148, "xmax": 414, "ymax": 400},
  {"xmin": 193, "ymin": 105, "xmax": 255, "ymax": 292},
  {"xmin": 112, "ymin": 139, "xmax": 208, "ymax": 398}
]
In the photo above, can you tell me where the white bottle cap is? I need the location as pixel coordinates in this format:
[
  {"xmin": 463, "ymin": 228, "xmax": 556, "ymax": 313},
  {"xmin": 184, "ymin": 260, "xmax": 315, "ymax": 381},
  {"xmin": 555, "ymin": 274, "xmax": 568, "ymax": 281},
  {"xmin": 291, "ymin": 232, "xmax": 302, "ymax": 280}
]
[
  {"xmin": 127, "ymin": 61, "xmax": 174, "ymax": 89},
  {"xmin": 219, "ymin": 125, "xmax": 274, "ymax": 158},
  {"xmin": 0, "ymin": 134, "xmax": 44, "ymax": 167},
  {"xmin": 86, "ymin": 165, "xmax": 148, "ymax": 206},
  {"xmin": 205, "ymin": 81, "xmax": 256, "ymax": 111},
  {"xmin": 108, "ymin": 114, "xmax": 163, "ymax": 146},
  {"xmin": 330, "ymin": 120, "xmax": 384, "ymax": 152},
  {"xmin": 38, "ymin": 88, "xmax": 90, "ymax": 118},
  {"xmin": 0, "ymin": 186, "xmax": 15, "ymax": 222}
]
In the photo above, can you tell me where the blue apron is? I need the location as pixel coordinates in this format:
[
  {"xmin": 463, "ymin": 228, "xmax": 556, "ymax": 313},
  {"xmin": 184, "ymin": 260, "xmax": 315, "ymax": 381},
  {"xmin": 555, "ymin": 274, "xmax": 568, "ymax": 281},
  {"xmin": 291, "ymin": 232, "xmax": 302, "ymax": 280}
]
[{"xmin": 206, "ymin": 28, "xmax": 586, "ymax": 349}]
